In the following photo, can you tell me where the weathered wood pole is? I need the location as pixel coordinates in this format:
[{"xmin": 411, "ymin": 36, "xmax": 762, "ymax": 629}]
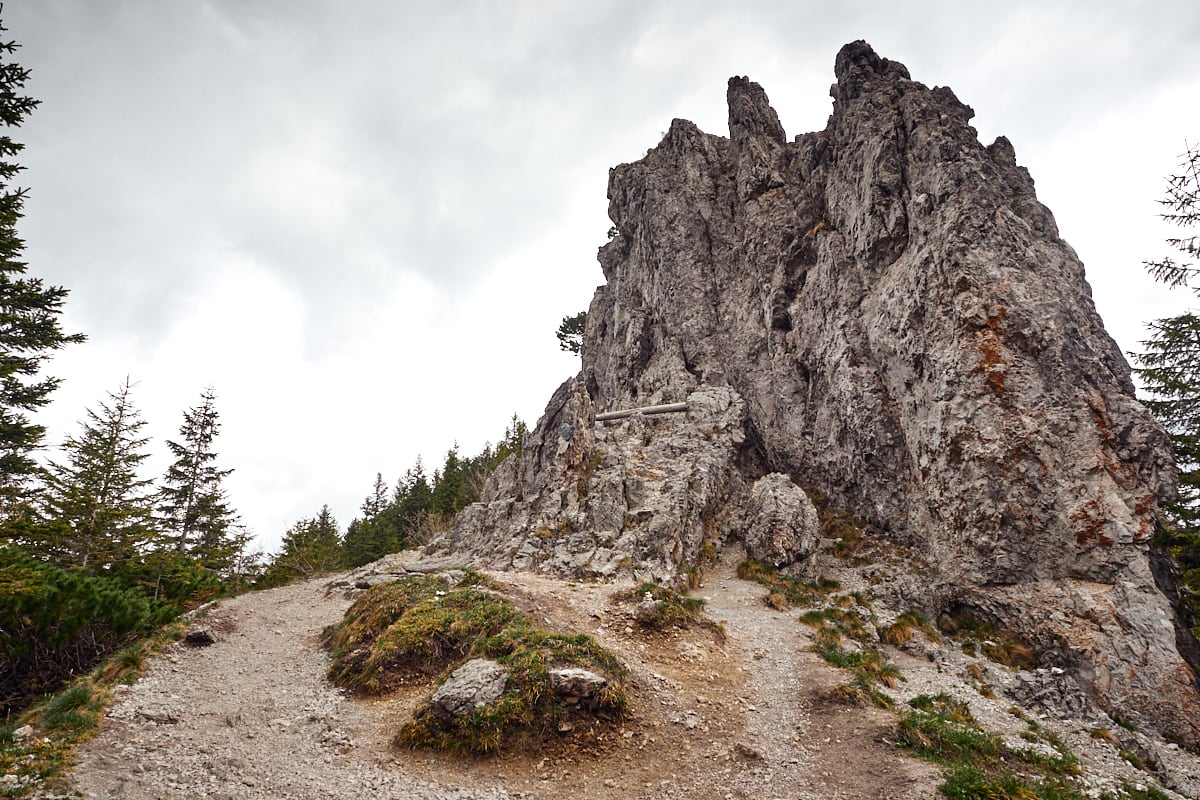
[{"xmin": 594, "ymin": 401, "xmax": 688, "ymax": 422}]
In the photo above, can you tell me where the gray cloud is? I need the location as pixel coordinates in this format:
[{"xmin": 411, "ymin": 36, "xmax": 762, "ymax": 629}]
[{"xmin": 6, "ymin": 0, "xmax": 1199, "ymax": 550}]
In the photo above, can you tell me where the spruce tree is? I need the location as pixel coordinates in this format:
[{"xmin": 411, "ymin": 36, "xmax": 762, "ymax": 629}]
[
  {"xmin": 343, "ymin": 473, "xmax": 399, "ymax": 567},
  {"xmin": 40, "ymin": 379, "xmax": 155, "ymax": 572},
  {"xmin": 157, "ymin": 388, "xmax": 242, "ymax": 575},
  {"xmin": 262, "ymin": 505, "xmax": 343, "ymax": 584},
  {"xmin": 361, "ymin": 472, "xmax": 388, "ymax": 518},
  {"xmin": 1134, "ymin": 142, "xmax": 1200, "ymax": 630},
  {"xmin": 0, "ymin": 15, "xmax": 84, "ymax": 512}
]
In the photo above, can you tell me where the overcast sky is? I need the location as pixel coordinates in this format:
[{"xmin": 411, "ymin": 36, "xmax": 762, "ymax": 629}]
[{"xmin": 7, "ymin": 1, "xmax": 1200, "ymax": 555}]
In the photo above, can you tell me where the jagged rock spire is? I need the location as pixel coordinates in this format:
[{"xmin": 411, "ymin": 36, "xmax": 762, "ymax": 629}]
[{"xmin": 429, "ymin": 42, "xmax": 1199, "ymax": 743}]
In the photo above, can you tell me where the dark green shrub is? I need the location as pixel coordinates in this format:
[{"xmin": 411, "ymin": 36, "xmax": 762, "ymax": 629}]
[{"xmin": 0, "ymin": 546, "xmax": 169, "ymax": 716}]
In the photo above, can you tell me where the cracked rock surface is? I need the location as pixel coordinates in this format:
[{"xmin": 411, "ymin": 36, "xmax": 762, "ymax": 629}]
[{"xmin": 428, "ymin": 41, "xmax": 1200, "ymax": 742}]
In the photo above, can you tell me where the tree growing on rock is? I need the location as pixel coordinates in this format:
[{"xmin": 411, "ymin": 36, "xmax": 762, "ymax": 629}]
[{"xmin": 556, "ymin": 311, "xmax": 586, "ymax": 355}]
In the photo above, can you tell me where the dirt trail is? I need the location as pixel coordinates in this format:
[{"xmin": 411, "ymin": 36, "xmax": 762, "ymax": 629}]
[
  {"xmin": 65, "ymin": 551, "xmax": 939, "ymax": 799},
  {"xmin": 694, "ymin": 549, "xmax": 937, "ymax": 800}
]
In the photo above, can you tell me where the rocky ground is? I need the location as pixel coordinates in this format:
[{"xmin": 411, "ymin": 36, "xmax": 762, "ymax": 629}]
[{"xmin": 58, "ymin": 547, "xmax": 1200, "ymax": 799}]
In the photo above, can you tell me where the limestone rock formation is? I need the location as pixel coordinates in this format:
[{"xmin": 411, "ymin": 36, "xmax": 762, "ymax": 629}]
[{"xmin": 429, "ymin": 42, "xmax": 1199, "ymax": 740}]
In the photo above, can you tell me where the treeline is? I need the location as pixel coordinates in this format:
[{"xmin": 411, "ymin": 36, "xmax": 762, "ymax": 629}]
[
  {"xmin": 2, "ymin": 382, "xmax": 250, "ymax": 715},
  {"xmin": 257, "ymin": 415, "xmax": 527, "ymax": 587}
]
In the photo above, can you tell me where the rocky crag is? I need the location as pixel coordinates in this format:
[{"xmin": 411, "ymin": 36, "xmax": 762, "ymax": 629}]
[{"xmin": 430, "ymin": 42, "xmax": 1200, "ymax": 742}]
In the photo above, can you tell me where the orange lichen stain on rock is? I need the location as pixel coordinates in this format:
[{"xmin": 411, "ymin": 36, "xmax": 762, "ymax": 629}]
[
  {"xmin": 971, "ymin": 308, "xmax": 1011, "ymax": 401},
  {"xmin": 1071, "ymin": 499, "xmax": 1114, "ymax": 547}
]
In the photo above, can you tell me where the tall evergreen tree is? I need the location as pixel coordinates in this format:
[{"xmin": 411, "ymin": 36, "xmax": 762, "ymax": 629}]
[
  {"xmin": 343, "ymin": 473, "xmax": 399, "ymax": 568},
  {"xmin": 40, "ymin": 379, "xmax": 155, "ymax": 571},
  {"xmin": 1134, "ymin": 142, "xmax": 1200, "ymax": 630},
  {"xmin": 361, "ymin": 472, "xmax": 388, "ymax": 518},
  {"xmin": 157, "ymin": 388, "xmax": 242, "ymax": 575},
  {"xmin": 0, "ymin": 15, "xmax": 84, "ymax": 512},
  {"xmin": 395, "ymin": 458, "xmax": 433, "ymax": 524},
  {"xmin": 430, "ymin": 446, "xmax": 469, "ymax": 515}
]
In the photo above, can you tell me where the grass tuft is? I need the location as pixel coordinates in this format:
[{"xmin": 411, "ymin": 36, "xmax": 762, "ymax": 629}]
[
  {"xmin": 736, "ymin": 560, "xmax": 839, "ymax": 608},
  {"xmin": 897, "ymin": 693, "xmax": 1100, "ymax": 799},
  {"xmin": 881, "ymin": 610, "xmax": 940, "ymax": 647},
  {"xmin": 39, "ymin": 684, "xmax": 103, "ymax": 736},
  {"xmin": 615, "ymin": 582, "xmax": 725, "ymax": 641},
  {"xmin": 937, "ymin": 611, "xmax": 1036, "ymax": 669}
]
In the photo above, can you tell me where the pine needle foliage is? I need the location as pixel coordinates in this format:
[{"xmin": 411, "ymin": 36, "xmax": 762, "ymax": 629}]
[
  {"xmin": 157, "ymin": 388, "xmax": 245, "ymax": 577},
  {"xmin": 1134, "ymin": 142, "xmax": 1200, "ymax": 634},
  {"xmin": 39, "ymin": 379, "xmax": 156, "ymax": 573},
  {"xmin": 0, "ymin": 14, "xmax": 84, "ymax": 512}
]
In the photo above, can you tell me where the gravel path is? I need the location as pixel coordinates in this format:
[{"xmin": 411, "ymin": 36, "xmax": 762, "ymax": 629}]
[
  {"xmin": 64, "ymin": 549, "xmax": 962, "ymax": 800},
  {"xmin": 696, "ymin": 549, "xmax": 938, "ymax": 800},
  {"xmin": 70, "ymin": 575, "xmax": 512, "ymax": 800}
]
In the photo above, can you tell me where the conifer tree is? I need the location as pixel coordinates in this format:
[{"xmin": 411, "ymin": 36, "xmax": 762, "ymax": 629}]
[
  {"xmin": 430, "ymin": 446, "xmax": 469, "ymax": 515},
  {"xmin": 0, "ymin": 15, "xmax": 84, "ymax": 512},
  {"xmin": 361, "ymin": 472, "xmax": 388, "ymax": 518},
  {"xmin": 157, "ymin": 388, "xmax": 242, "ymax": 575},
  {"xmin": 1134, "ymin": 142, "xmax": 1200, "ymax": 629},
  {"xmin": 395, "ymin": 458, "xmax": 433, "ymax": 525},
  {"xmin": 40, "ymin": 379, "xmax": 155, "ymax": 572},
  {"xmin": 262, "ymin": 505, "xmax": 343, "ymax": 584}
]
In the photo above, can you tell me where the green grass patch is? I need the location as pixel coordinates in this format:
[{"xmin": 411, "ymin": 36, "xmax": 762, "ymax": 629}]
[
  {"xmin": 322, "ymin": 572, "xmax": 627, "ymax": 755},
  {"xmin": 397, "ymin": 622, "xmax": 627, "ymax": 755},
  {"xmin": 38, "ymin": 684, "xmax": 103, "ymax": 736},
  {"xmin": 736, "ymin": 560, "xmax": 839, "ymax": 608},
  {"xmin": 897, "ymin": 694, "xmax": 1098, "ymax": 799},
  {"xmin": 615, "ymin": 582, "xmax": 725, "ymax": 640},
  {"xmin": 938, "ymin": 611, "xmax": 1036, "ymax": 669},
  {"xmin": 323, "ymin": 572, "xmax": 498, "ymax": 693},
  {"xmin": 799, "ymin": 595, "xmax": 900, "ymax": 709}
]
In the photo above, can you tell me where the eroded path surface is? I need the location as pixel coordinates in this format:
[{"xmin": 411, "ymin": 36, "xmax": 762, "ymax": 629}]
[
  {"xmin": 71, "ymin": 576, "xmax": 512, "ymax": 800},
  {"xmin": 67, "ymin": 553, "xmax": 939, "ymax": 800},
  {"xmin": 695, "ymin": 550, "xmax": 938, "ymax": 800}
]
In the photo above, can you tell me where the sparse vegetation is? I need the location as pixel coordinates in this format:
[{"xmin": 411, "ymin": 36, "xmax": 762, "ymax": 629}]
[
  {"xmin": 397, "ymin": 624, "xmax": 626, "ymax": 755},
  {"xmin": 736, "ymin": 560, "xmax": 839, "ymax": 608},
  {"xmin": 0, "ymin": 616, "xmax": 184, "ymax": 798},
  {"xmin": 937, "ymin": 610, "xmax": 1036, "ymax": 668},
  {"xmin": 881, "ymin": 610, "xmax": 939, "ymax": 647},
  {"xmin": 617, "ymin": 582, "xmax": 726, "ymax": 641},
  {"xmin": 892, "ymin": 692, "xmax": 1162, "ymax": 799}
]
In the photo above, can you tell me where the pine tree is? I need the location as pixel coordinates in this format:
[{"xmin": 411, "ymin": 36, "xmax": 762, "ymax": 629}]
[
  {"xmin": 40, "ymin": 379, "xmax": 155, "ymax": 572},
  {"xmin": 430, "ymin": 446, "xmax": 469, "ymax": 515},
  {"xmin": 556, "ymin": 311, "xmax": 586, "ymax": 355},
  {"xmin": 157, "ymin": 388, "xmax": 242, "ymax": 575},
  {"xmin": 0, "ymin": 15, "xmax": 84, "ymax": 512},
  {"xmin": 1134, "ymin": 142, "xmax": 1200, "ymax": 630},
  {"xmin": 261, "ymin": 505, "xmax": 343, "ymax": 584},
  {"xmin": 395, "ymin": 458, "xmax": 433, "ymax": 525},
  {"xmin": 343, "ymin": 473, "xmax": 399, "ymax": 568},
  {"xmin": 361, "ymin": 472, "xmax": 389, "ymax": 518}
]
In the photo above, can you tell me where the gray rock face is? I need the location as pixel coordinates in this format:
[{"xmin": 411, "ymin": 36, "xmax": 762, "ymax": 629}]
[
  {"xmin": 429, "ymin": 41, "xmax": 1199, "ymax": 740},
  {"xmin": 738, "ymin": 474, "xmax": 821, "ymax": 567},
  {"xmin": 430, "ymin": 659, "xmax": 509, "ymax": 718}
]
